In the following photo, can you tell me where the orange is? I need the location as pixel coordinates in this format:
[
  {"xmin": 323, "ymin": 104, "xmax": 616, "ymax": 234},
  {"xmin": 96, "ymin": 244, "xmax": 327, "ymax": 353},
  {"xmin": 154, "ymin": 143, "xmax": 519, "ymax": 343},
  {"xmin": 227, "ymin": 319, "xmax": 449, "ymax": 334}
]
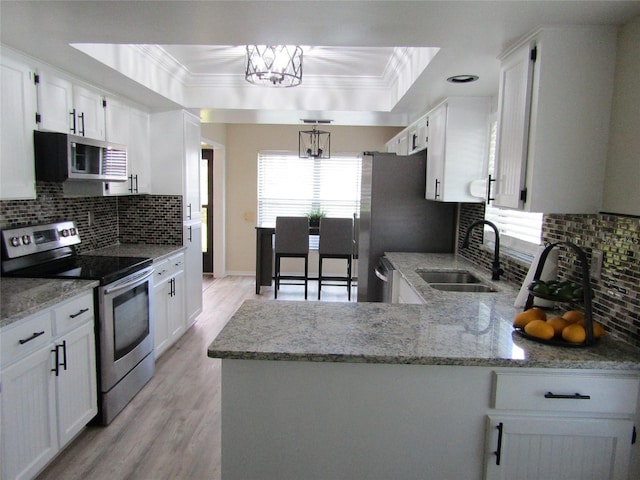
[
  {"xmin": 577, "ymin": 319, "xmax": 606, "ymax": 339},
  {"xmin": 524, "ymin": 319, "xmax": 555, "ymax": 340},
  {"xmin": 562, "ymin": 310, "xmax": 585, "ymax": 323},
  {"xmin": 562, "ymin": 323, "xmax": 587, "ymax": 343},
  {"xmin": 513, "ymin": 307, "xmax": 547, "ymax": 328},
  {"xmin": 547, "ymin": 316, "xmax": 569, "ymax": 337}
]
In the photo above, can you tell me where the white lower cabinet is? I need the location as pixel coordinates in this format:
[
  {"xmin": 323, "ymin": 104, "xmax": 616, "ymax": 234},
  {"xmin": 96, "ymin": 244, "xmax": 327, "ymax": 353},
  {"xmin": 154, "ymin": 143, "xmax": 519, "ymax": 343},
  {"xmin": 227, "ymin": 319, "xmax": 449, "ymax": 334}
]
[
  {"xmin": 1, "ymin": 343, "xmax": 58, "ymax": 480},
  {"xmin": 485, "ymin": 369, "xmax": 640, "ymax": 480},
  {"xmin": 485, "ymin": 415, "xmax": 633, "ymax": 480},
  {"xmin": 184, "ymin": 222, "xmax": 203, "ymax": 326},
  {"xmin": 396, "ymin": 275, "xmax": 424, "ymax": 304},
  {"xmin": 153, "ymin": 253, "xmax": 186, "ymax": 358},
  {"xmin": 0, "ymin": 291, "xmax": 97, "ymax": 480}
]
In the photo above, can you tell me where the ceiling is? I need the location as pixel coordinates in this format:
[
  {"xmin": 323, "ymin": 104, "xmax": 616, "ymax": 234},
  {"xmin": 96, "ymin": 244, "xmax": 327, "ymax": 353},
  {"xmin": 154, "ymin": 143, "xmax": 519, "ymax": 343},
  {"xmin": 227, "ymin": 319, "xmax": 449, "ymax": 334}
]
[{"xmin": 2, "ymin": 1, "xmax": 640, "ymax": 126}]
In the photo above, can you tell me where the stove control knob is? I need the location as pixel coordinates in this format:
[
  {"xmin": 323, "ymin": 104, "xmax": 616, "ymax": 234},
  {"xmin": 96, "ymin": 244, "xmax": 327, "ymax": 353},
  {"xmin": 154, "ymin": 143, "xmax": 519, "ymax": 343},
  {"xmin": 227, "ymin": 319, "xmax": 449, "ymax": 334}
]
[
  {"xmin": 10, "ymin": 236, "xmax": 21, "ymax": 247},
  {"xmin": 21, "ymin": 235, "xmax": 32, "ymax": 245},
  {"xmin": 60, "ymin": 229, "xmax": 69, "ymax": 237}
]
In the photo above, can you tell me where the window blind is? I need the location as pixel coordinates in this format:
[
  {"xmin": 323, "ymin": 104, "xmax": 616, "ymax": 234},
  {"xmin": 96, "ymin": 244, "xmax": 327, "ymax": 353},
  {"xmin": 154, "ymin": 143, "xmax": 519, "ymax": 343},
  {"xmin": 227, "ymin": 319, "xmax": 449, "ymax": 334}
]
[{"xmin": 257, "ymin": 152, "xmax": 362, "ymax": 247}]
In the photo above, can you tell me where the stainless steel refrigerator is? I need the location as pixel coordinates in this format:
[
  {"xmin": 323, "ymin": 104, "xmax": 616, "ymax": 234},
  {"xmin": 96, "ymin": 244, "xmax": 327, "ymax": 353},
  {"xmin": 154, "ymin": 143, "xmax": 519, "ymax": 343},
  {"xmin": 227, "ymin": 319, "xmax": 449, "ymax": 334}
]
[{"xmin": 357, "ymin": 151, "xmax": 457, "ymax": 302}]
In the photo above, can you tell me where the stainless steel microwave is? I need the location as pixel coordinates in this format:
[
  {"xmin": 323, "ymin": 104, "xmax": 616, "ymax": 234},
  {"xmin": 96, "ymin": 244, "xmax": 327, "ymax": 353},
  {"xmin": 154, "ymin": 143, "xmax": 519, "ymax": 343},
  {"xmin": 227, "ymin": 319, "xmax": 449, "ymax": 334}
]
[{"xmin": 34, "ymin": 131, "xmax": 128, "ymax": 182}]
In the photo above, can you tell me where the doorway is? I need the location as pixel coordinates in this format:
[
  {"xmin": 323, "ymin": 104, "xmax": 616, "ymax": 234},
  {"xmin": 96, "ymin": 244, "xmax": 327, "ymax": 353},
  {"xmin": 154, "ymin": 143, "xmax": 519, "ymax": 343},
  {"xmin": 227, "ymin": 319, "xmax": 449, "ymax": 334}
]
[{"xmin": 202, "ymin": 148, "xmax": 214, "ymax": 273}]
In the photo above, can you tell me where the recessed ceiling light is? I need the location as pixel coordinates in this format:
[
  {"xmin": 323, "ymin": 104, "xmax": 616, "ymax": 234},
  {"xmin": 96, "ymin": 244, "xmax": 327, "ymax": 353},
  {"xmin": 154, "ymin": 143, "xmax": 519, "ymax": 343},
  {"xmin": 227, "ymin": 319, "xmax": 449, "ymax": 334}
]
[{"xmin": 446, "ymin": 75, "xmax": 479, "ymax": 84}]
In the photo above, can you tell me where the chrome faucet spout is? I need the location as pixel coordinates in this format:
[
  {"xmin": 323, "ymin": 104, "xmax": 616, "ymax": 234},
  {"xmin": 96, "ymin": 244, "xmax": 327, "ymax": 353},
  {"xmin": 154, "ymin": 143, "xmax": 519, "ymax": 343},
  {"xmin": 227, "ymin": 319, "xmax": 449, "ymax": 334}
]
[{"xmin": 461, "ymin": 220, "xmax": 504, "ymax": 281}]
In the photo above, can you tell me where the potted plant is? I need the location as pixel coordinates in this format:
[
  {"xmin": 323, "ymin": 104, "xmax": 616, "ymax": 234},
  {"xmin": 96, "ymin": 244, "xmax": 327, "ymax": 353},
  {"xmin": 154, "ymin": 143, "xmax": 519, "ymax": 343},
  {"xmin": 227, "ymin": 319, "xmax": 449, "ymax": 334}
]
[{"xmin": 306, "ymin": 207, "xmax": 327, "ymax": 227}]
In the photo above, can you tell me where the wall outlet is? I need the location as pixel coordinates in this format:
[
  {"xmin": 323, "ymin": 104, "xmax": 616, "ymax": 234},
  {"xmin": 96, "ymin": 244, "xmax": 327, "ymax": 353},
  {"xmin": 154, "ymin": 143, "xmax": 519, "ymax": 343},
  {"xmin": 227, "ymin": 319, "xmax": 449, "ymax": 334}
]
[{"xmin": 590, "ymin": 249, "xmax": 603, "ymax": 280}]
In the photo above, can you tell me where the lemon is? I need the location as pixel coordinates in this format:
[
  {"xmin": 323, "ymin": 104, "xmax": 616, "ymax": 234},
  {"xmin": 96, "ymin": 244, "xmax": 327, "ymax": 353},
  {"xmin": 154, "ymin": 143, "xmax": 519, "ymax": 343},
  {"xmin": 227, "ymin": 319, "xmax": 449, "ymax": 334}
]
[
  {"xmin": 524, "ymin": 319, "xmax": 555, "ymax": 340},
  {"xmin": 577, "ymin": 319, "xmax": 606, "ymax": 339},
  {"xmin": 513, "ymin": 308, "xmax": 547, "ymax": 328},
  {"xmin": 562, "ymin": 323, "xmax": 586, "ymax": 343},
  {"xmin": 547, "ymin": 316, "xmax": 569, "ymax": 337},
  {"xmin": 562, "ymin": 310, "xmax": 585, "ymax": 323}
]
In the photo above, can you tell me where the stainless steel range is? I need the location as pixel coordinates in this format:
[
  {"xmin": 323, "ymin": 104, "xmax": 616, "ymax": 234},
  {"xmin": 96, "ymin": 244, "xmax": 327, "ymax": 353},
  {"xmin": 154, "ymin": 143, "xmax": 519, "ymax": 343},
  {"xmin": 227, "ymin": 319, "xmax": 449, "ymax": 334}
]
[{"xmin": 1, "ymin": 221, "xmax": 155, "ymax": 425}]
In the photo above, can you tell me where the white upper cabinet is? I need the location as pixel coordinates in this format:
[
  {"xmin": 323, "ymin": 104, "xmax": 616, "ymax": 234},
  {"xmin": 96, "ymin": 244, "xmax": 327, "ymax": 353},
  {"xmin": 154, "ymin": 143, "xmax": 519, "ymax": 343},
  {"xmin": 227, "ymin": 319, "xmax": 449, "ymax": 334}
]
[
  {"xmin": 150, "ymin": 110, "xmax": 202, "ymax": 221},
  {"xmin": 407, "ymin": 116, "xmax": 428, "ymax": 155},
  {"xmin": 0, "ymin": 54, "xmax": 37, "ymax": 200},
  {"xmin": 425, "ymin": 97, "xmax": 490, "ymax": 202},
  {"xmin": 493, "ymin": 27, "xmax": 617, "ymax": 213},
  {"xmin": 385, "ymin": 130, "xmax": 409, "ymax": 155},
  {"xmin": 36, "ymin": 70, "xmax": 105, "ymax": 140},
  {"xmin": 104, "ymin": 98, "xmax": 151, "ymax": 196}
]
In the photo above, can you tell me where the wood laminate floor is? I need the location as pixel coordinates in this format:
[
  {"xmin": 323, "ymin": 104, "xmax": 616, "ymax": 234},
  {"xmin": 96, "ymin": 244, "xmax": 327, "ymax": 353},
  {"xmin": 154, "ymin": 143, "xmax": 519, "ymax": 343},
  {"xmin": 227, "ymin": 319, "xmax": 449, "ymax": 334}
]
[{"xmin": 36, "ymin": 276, "xmax": 353, "ymax": 480}]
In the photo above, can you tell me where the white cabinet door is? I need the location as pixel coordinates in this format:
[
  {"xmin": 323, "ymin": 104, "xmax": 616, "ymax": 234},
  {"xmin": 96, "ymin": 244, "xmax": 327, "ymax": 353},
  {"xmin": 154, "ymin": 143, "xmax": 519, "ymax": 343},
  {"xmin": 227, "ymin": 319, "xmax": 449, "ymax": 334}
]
[
  {"xmin": 425, "ymin": 97, "xmax": 490, "ymax": 202},
  {"xmin": 150, "ymin": 110, "xmax": 202, "ymax": 221},
  {"xmin": 485, "ymin": 415, "xmax": 634, "ymax": 480},
  {"xmin": 105, "ymin": 96, "xmax": 130, "ymax": 145},
  {"xmin": 425, "ymin": 103, "xmax": 446, "ymax": 200},
  {"xmin": 184, "ymin": 222, "xmax": 203, "ymax": 326},
  {"xmin": 55, "ymin": 321, "xmax": 98, "ymax": 447},
  {"xmin": 493, "ymin": 27, "xmax": 616, "ymax": 213},
  {"xmin": 72, "ymin": 84, "xmax": 105, "ymax": 140},
  {"xmin": 128, "ymin": 107, "xmax": 151, "ymax": 194},
  {"xmin": 106, "ymin": 104, "xmax": 150, "ymax": 196},
  {"xmin": 35, "ymin": 71, "xmax": 105, "ymax": 140},
  {"xmin": 36, "ymin": 70, "xmax": 73, "ymax": 134},
  {"xmin": 168, "ymin": 270, "xmax": 186, "ymax": 340},
  {"xmin": 183, "ymin": 112, "xmax": 202, "ymax": 221},
  {"xmin": 153, "ymin": 276, "xmax": 171, "ymax": 358},
  {"xmin": 0, "ymin": 55, "xmax": 37, "ymax": 200},
  {"xmin": 493, "ymin": 42, "xmax": 534, "ymax": 209},
  {"xmin": 153, "ymin": 254, "xmax": 186, "ymax": 359},
  {"xmin": 1, "ymin": 347, "xmax": 58, "ymax": 480},
  {"xmin": 396, "ymin": 275, "xmax": 424, "ymax": 304}
]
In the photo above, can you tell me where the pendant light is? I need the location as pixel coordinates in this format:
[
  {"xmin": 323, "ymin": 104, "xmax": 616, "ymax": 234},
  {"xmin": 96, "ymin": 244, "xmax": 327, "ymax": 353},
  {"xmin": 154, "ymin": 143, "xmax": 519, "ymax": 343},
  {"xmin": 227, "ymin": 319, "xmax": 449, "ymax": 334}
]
[
  {"xmin": 299, "ymin": 121, "xmax": 331, "ymax": 159},
  {"xmin": 245, "ymin": 45, "xmax": 303, "ymax": 87}
]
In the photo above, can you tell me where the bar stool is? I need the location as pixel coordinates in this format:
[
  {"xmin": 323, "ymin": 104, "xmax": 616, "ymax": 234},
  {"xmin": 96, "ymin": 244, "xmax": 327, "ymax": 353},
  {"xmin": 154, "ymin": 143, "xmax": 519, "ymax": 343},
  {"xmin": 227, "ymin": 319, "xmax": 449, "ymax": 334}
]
[
  {"xmin": 318, "ymin": 217, "xmax": 354, "ymax": 300},
  {"xmin": 274, "ymin": 216, "xmax": 310, "ymax": 299}
]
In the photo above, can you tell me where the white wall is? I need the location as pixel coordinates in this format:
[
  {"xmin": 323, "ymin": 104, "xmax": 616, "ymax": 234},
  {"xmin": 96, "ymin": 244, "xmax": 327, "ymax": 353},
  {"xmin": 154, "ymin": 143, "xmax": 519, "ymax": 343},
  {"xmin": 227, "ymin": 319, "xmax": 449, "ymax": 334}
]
[
  {"xmin": 603, "ymin": 16, "xmax": 640, "ymax": 216},
  {"xmin": 223, "ymin": 124, "xmax": 401, "ymax": 274}
]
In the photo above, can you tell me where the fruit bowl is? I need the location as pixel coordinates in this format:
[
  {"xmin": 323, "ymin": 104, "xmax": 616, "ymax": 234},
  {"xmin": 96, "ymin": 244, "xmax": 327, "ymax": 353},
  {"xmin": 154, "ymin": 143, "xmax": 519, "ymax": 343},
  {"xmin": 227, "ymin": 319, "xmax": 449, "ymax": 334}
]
[
  {"xmin": 527, "ymin": 280, "xmax": 590, "ymax": 302},
  {"xmin": 513, "ymin": 327, "xmax": 598, "ymax": 348}
]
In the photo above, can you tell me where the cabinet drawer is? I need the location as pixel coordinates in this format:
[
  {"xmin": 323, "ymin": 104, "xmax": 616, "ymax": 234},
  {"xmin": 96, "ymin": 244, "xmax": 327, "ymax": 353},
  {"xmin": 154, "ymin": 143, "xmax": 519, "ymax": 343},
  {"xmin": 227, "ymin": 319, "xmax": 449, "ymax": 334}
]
[
  {"xmin": 153, "ymin": 258, "xmax": 170, "ymax": 285},
  {"xmin": 53, "ymin": 292, "xmax": 94, "ymax": 335},
  {"xmin": 493, "ymin": 370, "xmax": 639, "ymax": 415},
  {"xmin": 1, "ymin": 312, "xmax": 52, "ymax": 367},
  {"xmin": 153, "ymin": 253, "xmax": 184, "ymax": 286}
]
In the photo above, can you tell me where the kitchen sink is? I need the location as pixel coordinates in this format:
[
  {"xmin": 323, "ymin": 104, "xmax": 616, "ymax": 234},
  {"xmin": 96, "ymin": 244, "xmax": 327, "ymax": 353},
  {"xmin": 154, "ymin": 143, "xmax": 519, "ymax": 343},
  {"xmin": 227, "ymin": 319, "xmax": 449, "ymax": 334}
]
[
  {"xmin": 428, "ymin": 283, "xmax": 496, "ymax": 293},
  {"xmin": 416, "ymin": 269, "xmax": 483, "ymax": 284}
]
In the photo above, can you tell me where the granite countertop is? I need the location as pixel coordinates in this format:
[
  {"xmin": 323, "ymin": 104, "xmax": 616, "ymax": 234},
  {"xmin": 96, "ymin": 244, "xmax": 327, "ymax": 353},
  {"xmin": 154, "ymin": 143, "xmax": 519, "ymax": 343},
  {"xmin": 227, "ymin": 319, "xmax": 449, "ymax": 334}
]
[
  {"xmin": 87, "ymin": 243, "xmax": 184, "ymax": 261},
  {"xmin": 208, "ymin": 253, "xmax": 640, "ymax": 370},
  {"xmin": 1, "ymin": 278, "xmax": 99, "ymax": 328},
  {"xmin": 1, "ymin": 243, "xmax": 183, "ymax": 328}
]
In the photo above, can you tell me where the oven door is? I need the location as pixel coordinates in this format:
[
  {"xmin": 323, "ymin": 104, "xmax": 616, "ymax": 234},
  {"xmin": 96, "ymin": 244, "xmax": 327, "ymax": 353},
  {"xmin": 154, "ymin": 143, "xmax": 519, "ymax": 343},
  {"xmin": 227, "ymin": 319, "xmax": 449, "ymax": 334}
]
[{"xmin": 97, "ymin": 266, "xmax": 154, "ymax": 392}]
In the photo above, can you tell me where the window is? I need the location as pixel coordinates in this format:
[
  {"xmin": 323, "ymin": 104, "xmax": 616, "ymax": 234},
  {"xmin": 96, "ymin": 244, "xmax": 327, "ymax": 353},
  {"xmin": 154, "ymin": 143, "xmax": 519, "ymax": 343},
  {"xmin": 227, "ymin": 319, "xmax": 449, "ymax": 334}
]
[
  {"xmin": 257, "ymin": 152, "xmax": 361, "ymax": 246},
  {"xmin": 485, "ymin": 118, "xmax": 543, "ymax": 259}
]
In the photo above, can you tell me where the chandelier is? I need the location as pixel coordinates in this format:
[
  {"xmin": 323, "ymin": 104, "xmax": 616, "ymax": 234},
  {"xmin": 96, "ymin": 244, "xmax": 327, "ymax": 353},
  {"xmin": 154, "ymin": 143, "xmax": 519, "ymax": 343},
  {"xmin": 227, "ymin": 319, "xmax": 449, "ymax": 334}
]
[
  {"xmin": 245, "ymin": 45, "xmax": 303, "ymax": 87},
  {"xmin": 299, "ymin": 122, "xmax": 331, "ymax": 159}
]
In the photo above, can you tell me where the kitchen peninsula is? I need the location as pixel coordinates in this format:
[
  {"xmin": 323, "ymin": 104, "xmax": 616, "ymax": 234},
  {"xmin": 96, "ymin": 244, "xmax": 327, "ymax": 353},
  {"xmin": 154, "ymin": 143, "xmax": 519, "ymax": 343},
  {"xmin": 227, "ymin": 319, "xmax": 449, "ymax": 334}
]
[{"xmin": 208, "ymin": 253, "xmax": 640, "ymax": 480}]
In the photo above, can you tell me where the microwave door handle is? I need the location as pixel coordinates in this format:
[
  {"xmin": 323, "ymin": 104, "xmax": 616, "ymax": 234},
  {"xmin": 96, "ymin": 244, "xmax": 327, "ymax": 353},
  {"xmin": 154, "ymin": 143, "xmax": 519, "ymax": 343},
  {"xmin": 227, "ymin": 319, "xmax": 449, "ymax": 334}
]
[{"xmin": 103, "ymin": 267, "xmax": 154, "ymax": 295}]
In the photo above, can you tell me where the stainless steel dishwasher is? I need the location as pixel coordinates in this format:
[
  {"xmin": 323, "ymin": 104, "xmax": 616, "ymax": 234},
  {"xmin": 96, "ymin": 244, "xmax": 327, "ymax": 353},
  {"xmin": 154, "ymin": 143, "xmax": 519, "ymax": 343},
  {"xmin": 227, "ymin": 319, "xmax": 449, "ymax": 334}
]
[{"xmin": 374, "ymin": 256, "xmax": 395, "ymax": 303}]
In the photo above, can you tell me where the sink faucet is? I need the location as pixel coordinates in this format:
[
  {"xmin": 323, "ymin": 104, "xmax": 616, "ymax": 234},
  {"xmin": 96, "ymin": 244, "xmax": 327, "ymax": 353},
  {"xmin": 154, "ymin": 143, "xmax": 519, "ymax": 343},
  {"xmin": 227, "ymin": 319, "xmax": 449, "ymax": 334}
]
[{"xmin": 462, "ymin": 220, "xmax": 504, "ymax": 281}]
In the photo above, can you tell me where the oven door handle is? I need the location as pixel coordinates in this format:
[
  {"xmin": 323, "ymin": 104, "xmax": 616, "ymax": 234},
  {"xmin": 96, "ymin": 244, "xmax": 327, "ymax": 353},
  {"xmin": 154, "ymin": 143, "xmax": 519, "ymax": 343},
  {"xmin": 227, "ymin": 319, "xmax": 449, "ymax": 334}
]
[{"xmin": 103, "ymin": 267, "xmax": 154, "ymax": 295}]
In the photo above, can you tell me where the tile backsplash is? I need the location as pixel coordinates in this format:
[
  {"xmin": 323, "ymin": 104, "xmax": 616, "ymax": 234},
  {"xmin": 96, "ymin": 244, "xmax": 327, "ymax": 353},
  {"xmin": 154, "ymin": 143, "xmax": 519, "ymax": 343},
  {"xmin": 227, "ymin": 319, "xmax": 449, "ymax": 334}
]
[
  {"xmin": 458, "ymin": 203, "xmax": 640, "ymax": 348},
  {"xmin": 0, "ymin": 182, "xmax": 182, "ymax": 253}
]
